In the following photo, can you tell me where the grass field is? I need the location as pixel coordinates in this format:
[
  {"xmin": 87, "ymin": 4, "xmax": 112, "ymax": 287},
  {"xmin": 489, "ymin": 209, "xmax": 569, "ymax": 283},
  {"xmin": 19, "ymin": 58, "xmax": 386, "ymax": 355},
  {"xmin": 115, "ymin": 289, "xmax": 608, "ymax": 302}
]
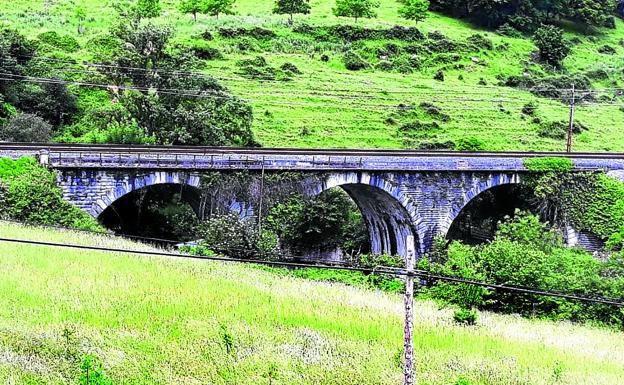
[
  {"xmin": 0, "ymin": 221, "xmax": 623, "ymax": 384},
  {"xmin": 2, "ymin": 0, "xmax": 624, "ymax": 150}
]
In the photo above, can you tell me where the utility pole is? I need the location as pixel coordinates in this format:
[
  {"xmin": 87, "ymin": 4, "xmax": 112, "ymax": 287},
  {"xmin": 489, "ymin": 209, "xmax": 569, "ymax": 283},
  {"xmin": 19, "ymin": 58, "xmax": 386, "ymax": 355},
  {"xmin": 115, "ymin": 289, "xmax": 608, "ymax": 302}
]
[
  {"xmin": 566, "ymin": 84, "xmax": 576, "ymax": 153},
  {"xmin": 403, "ymin": 235, "xmax": 416, "ymax": 385},
  {"xmin": 257, "ymin": 159, "xmax": 265, "ymax": 234}
]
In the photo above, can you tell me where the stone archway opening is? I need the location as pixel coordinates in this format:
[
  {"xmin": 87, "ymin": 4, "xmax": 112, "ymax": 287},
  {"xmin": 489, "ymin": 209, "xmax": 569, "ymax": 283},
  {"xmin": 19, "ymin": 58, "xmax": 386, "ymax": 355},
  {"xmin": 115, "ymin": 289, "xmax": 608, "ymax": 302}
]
[
  {"xmin": 98, "ymin": 183, "xmax": 202, "ymax": 242},
  {"xmin": 337, "ymin": 183, "xmax": 417, "ymax": 257},
  {"xmin": 447, "ymin": 184, "xmax": 533, "ymax": 245}
]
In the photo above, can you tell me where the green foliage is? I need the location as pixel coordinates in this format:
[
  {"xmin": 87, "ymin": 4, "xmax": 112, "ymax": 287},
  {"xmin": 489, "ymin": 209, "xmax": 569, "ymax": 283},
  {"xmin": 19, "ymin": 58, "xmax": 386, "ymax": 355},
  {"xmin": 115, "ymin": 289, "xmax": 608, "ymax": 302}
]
[
  {"xmin": 523, "ymin": 157, "xmax": 573, "ymax": 172},
  {"xmin": 423, "ymin": 213, "xmax": 624, "ymax": 327},
  {"xmin": 37, "ymin": 31, "xmax": 81, "ymax": 52},
  {"xmin": 0, "ymin": 157, "xmax": 101, "ymax": 231},
  {"xmin": 204, "ymin": 0, "xmax": 236, "ymax": 18},
  {"xmin": 136, "ymin": 0, "xmax": 162, "ymax": 19},
  {"xmin": 455, "ymin": 137, "xmax": 485, "ymax": 151},
  {"xmin": 342, "ymin": 50, "xmax": 370, "ymax": 71},
  {"xmin": 533, "ymin": 26, "xmax": 570, "ymax": 67},
  {"xmin": 0, "ymin": 113, "xmax": 52, "ymax": 142},
  {"xmin": 398, "ymin": 0, "xmax": 429, "ymax": 24},
  {"xmin": 273, "ymin": 0, "xmax": 311, "ymax": 22},
  {"xmin": 179, "ymin": 0, "xmax": 207, "ymax": 21},
  {"xmin": 106, "ymin": 22, "xmax": 255, "ymax": 146},
  {"xmin": 197, "ymin": 213, "xmax": 279, "ymax": 259},
  {"xmin": 453, "ymin": 308, "xmax": 478, "ymax": 325},
  {"xmin": 333, "ymin": 0, "xmax": 380, "ymax": 22},
  {"xmin": 265, "ymin": 189, "xmax": 368, "ymax": 256},
  {"xmin": 80, "ymin": 355, "xmax": 113, "ymax": 385},
  {"xmin": 430, "ymin": 0, "xmax": 613, "ymax": 31}
]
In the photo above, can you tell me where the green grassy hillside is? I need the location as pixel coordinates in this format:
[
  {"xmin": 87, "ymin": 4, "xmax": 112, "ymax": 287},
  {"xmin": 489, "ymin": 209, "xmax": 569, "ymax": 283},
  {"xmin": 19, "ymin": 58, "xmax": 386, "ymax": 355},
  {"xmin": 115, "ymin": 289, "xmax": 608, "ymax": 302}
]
[
  {"xmin": 0, "ymin": 221, "xmax": 623, "ymax": 384},
  {"xmin": 3, "ymin": 0, "xmax": 624, "ymax": 150}
]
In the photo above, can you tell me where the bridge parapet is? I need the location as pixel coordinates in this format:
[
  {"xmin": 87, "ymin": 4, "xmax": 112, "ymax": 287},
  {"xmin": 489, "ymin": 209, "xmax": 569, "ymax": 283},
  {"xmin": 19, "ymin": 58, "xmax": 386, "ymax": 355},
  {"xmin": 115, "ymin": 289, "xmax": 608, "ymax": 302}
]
[{"xmin": 37, "ymin": 149, "xmax": 624, "ymax": 172}]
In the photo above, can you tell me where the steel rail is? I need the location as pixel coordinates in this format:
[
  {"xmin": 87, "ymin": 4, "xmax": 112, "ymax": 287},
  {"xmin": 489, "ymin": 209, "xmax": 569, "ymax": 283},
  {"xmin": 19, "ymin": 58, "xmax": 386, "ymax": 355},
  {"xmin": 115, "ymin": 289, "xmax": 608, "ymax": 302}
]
[{"xmin": 1, "ymin": 143, "xmax": 624, "ymax": 159}]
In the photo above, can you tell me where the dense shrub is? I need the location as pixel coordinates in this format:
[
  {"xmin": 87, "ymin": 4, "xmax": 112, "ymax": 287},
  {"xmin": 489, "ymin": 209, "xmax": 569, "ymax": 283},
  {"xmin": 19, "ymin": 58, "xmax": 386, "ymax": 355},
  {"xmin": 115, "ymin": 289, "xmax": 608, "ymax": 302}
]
[
  {"xmin": 455, "ymin": 137, "xmax": 485, "ymax": 151},
  {"xmin": 294, "ymin": 24, "xmax": 423, "ymax": 42},
  {"xmin": 236, "ymin": 56, "xmax": 278, "ymax": 79},
  {"xmin": 105, "ymin": 22, "xmax": 256, "ymax": 146},
  {"xmin": 598, "ymin": 44, "xmax": 617, "ymax": 55},
  {"xmin": 466, "ymin": 34, "xmax": 493, "ymax": 50},
  {"xmin": 266, "ymin": 190, "xmax": 368, "ymax": 257},
  {"xmin": 523, "ymin": 157, "xmax": 573, "ymax": 172},
  {"xmin": 533, "ymin": 26, "xmax": 569, "ymax": 67},
  {"xmin": 197, "ymin": 213, "xmax": 279, "ymax": 259},
  {"xmin": 0, "ymin": 157, "xmax": 100, "ymax": 230},
  {"xmin": 504, "ymin": 73, "xmax": 592, "ymax": 100},
  {"xmin": 187, "ymin": 40, "xmax": 223, "ymax": 60},
  {"xmin": 343, "ymin": 51, "xmax": 370, "ymax": 71},
  {"xmin": 422, "ymin": 213, "xmax": 624, "ymax": 328},
  {"xmin": 218, "ymin": 27, "xmax": 276, "ymax": 39},
  {"xmin": 419, "ymin": 102, "xmax": 450, "ymax": 122},
  {"xmin": 537, "ymin": 120, "xmax": 587, "ymax": 139},
  {"xmin": 0, "ymin": 113, "xmax": 52, "ymax": 142},
  {"xmin": 429, "ymin": 0, "xmax": 613, "ymax": 31},
  {"xmin": 37, "ymin": 31, "xmax": 80, "ymax": 52},
  {"xmin": 399, "ymin": 120, "xmax": 440, "ymax": 133}
]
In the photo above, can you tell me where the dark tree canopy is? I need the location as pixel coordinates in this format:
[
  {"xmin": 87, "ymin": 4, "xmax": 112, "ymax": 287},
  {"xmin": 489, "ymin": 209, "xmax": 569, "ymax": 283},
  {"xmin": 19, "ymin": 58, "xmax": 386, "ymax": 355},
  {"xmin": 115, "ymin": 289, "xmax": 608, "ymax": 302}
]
[
  {"xmin": 429, "ymin": 0, "xmax": 616, "ymax": 31},
  {"xmin": 0, "ymin": 113, "xmax": 52, "ymax": 142}
]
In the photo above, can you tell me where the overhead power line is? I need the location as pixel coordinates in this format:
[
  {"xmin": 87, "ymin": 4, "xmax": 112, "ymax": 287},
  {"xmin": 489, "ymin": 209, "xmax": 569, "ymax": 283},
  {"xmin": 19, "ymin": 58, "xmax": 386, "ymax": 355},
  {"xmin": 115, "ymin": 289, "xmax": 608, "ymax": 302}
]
[{"xmin": 0, "ymin": 234, "xmax": 622, "ymax": 307}]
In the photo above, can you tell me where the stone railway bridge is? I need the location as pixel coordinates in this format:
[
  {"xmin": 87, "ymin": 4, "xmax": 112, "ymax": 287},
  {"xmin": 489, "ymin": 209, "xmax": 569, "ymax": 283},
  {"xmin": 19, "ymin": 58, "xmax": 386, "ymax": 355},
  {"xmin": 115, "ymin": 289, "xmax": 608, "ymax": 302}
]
[{"xmin": 2, "ymin": 144, "xmax": 624, "ymax": 256}]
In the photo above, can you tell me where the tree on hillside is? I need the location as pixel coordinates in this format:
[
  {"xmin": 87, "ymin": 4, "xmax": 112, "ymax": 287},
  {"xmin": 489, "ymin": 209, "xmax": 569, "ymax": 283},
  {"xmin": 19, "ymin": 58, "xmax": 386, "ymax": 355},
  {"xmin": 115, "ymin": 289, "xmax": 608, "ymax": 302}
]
[
  {"xmin": 0, "ymin": 114, "xmax": 52, "ymax": 142},
  {"xmin": 136, "ymin": 0, "xmax": 162, "ymax": 19},
  {"xmin": 101, "ymin": 22, "xmax": 255, "ymax": 146},
  {"xmin": 179, "ymin": 0, "xmax": 206, "ymax": 21},
  {"xmin": 398, "ymin": 0, "xmax": 429, "ymax": 23},
  {"xmin": 533, "ymin": 25, "xmax": 569, "ymax": 67},
  {"xmin": 204, "ymin": 0, "xmax": 236, "ymax": 19},
  {"xmin": 333, "ymin": 0, "xmax": 380, "ymax": 22},
  {"xmin": 273, "ymin": 0, "xmax": 311, "ymax": 24}
]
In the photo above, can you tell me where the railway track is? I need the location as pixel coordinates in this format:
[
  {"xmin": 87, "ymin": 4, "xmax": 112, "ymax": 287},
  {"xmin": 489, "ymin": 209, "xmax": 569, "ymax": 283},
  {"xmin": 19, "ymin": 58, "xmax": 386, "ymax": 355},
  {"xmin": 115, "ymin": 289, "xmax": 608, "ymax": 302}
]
[{"xmin": 1, "ymin": 142, "xmax": 624, "ymax": 159}]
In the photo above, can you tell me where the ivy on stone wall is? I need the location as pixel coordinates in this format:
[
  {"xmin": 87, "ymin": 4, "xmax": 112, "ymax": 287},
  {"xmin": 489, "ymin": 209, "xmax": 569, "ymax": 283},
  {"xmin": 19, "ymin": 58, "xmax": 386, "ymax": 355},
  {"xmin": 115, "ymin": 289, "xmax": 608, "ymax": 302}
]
[{"xmin": 525, "ymin": 168, "xmax": 624, "ymax": 241}]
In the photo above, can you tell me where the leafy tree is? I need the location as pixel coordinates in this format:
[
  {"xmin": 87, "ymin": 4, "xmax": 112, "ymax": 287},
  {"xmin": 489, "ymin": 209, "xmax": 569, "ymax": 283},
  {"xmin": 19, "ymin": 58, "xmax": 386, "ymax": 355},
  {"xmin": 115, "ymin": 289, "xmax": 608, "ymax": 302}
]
[
  {"xmin": 204, "ymin": 0, "xmax": 236, "ymax": 19},
  {"xmin": 0, "ymin": 113, "xmax": 52, "ymax": 142},
  {"xmin": 136, "ymin": 0, "xmax": 161, "ymax": 19},
  {"xmin": 273, "ymin": 0, "xmax": 311, "ymax": 23},
  {"xmin": 398, "ymin": 0, "xmax": 429, "ymax": 23},
  {"xmin": 179, "ymin": 0, "xmax": 206, "ymax": 21},
  {"xmin": 0, "ymin": 29, "xmax": 36, "ymax": 95},
  {"xmin": 101, "ymin": 22, "xmax": 255, "ymax": 146},
  {"xmin": 533, "ymin": 25, "xmax": 569, "ymax": 67},
  {"xmin": 333, "ymin": 0, "xmax": 380, "ymax": 22},
  {"xmin": 7, "ymin": 81, "xmax": 77, "ymax": 127}
]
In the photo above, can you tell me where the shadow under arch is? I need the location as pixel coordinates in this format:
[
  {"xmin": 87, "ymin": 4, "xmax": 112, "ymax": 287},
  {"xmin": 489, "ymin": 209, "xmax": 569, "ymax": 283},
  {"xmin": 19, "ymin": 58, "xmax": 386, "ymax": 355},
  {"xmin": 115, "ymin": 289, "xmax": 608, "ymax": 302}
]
[
  {"xmin": 98, "ymin": 181, "xmax": 203, "ymax": 240},
  {"xmin": 446, "ymin": 182, "xmax": 533, "ymax": 244},
  {"xmin": 310, "ymin": 173, "xmax": 420, "ymax": 257}
]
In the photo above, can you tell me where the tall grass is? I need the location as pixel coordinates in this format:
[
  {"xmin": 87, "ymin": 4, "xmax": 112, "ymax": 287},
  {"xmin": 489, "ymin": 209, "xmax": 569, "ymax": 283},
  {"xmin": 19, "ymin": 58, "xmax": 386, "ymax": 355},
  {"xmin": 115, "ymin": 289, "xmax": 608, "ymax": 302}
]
[{"xmin": 0, "ymin": 222, "xmax": 623, "ymax": 384}]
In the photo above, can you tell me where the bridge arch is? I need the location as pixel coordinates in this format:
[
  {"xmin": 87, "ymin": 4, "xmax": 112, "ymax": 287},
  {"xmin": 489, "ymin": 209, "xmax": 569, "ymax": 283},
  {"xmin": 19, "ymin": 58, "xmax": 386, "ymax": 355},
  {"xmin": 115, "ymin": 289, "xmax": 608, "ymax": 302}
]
[
  {"xmin": 443, "ymin": 173, "xmax": 524, "ymax": 243},
  {"xmin": 307, "ymin": 172, "xmax": 420, "ymax": 257},
  {"xmin": 90, "ymin": 171, "xmax": 202, "ymax": 218}
]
